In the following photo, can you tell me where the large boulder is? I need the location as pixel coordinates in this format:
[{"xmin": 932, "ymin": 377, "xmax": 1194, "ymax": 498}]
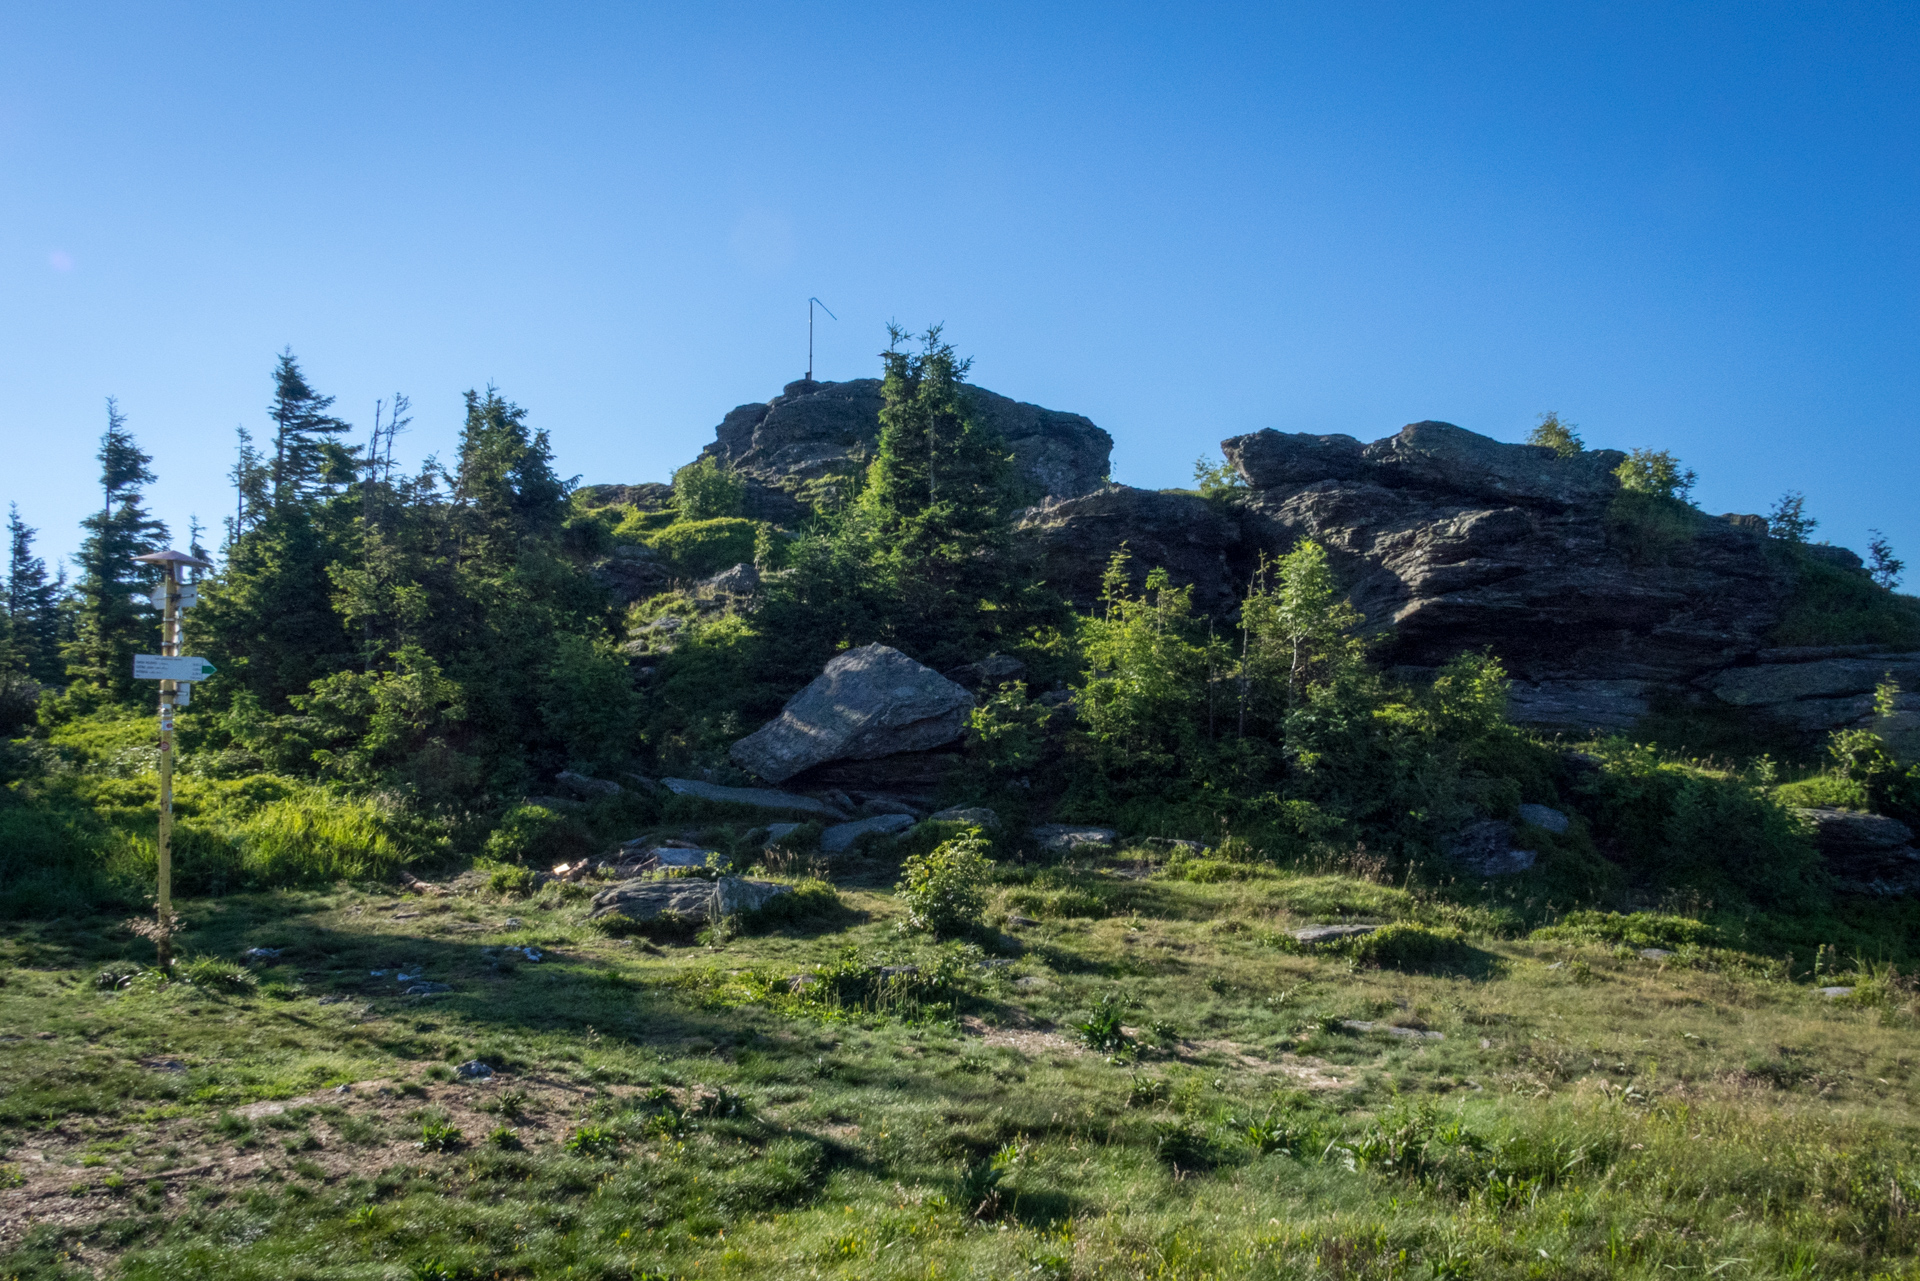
[
  {"xmin": 589, "ymin": 875, "xmax": 793, "ymax": 924},
  {"xmin": 699, "ymin": 378, "xmax": 1113, "ymax": 504},
  {"xmin": 730, "ymin": 644, "xmax": 975, "ymax": 784},
  {"xmin": 1794, "ymin": 807, "xmax": 1920, "ymax": 893}
]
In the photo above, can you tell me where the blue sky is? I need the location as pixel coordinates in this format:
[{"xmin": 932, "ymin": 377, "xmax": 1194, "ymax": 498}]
[{"xmin": 3, "ymin": 2, "xmax": 1915, "ymax": 573}]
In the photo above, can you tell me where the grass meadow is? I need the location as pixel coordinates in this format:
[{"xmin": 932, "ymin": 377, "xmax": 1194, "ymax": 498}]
[{"xmin": 2, "ymin": 839, "xmax": 1918, "ymax": 1281}]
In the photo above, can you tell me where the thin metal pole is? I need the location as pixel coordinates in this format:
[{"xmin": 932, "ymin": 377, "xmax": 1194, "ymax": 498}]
[
  {"xmin": 156, "ymin": 563, "xmax": 177, "ymax": 970},
  {"xmin": 808, "ymin": 300, "xmax": 814, "ymax": 381}
]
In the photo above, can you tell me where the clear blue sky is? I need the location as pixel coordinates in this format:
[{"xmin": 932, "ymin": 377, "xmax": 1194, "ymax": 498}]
[{"xmin": 3, "ymin": 2, "xmax": 1915, "ymax": 574}]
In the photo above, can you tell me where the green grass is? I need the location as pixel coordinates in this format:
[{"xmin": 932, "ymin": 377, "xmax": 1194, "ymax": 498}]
[
  {"xmin": 1771, "ymin": 548, "xmax": 1920, "ymax": 648},
  {"xmin": 3, "ymin": 837, "xmax": 1920, "ymax": 1280}
]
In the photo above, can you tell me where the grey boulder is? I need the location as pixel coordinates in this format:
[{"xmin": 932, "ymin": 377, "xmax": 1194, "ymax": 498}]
[
  {"xmin": 729, "ymin": 644, "xmax": 975, "ymax": 784},
  {"xmin": 1794, "ymin": 807, "xmax": 1920, "ymax": 893},
  {"xmin": 1517, "ymin": 804, "xmax": 1570, "ymax": 834},
  {"xmin": 698, "ymin": 562, "xmax": 761, "ymax": 596},
  {"xmin": 589, "ymin": 875, "xmax": 793, "ymax": 923},
  {"xmin": 1290, "ymin": 923, "xmax": 1378, "ymax": 945},
  {"xmin": 1449, "ymin": 819, "xmax": 1538, "ymax": 876},
  {"xmin": 555, "ymin": 770, "xmax": 621, "ymax": 800},
  {"xmin": 1028, "ymin": 824, "xmax": 1117, "ymax": 853},
  {"xmin": 658, "ymin": 777, "xmax": 848, "ymax": 820},
  {"xmin": 820, "ymin": 813, "xmax": 917, "ymax": 853}
]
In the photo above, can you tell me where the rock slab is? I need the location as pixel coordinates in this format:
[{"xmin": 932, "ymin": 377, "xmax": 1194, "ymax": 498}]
[
  {"xmin": 730, "ymin": 644, "xmax": 975, "ymax": 784},
  {"xmin": 589, "ymin": 876, "xmax": 794, "ymax": 923},
  {"xmin": 1028, "ymin": 824, "xmax": 1117, "ymax": 853},
  {"xmin": 820, "ymin": 812, "xmax": 917, "ymax": 853},
  {"xmin": 658, "ymin": 777, "xmax": 848, "ymax": 820}
]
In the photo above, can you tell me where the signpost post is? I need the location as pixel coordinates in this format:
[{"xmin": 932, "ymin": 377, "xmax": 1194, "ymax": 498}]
[{"xmin": 132, "ymin": 549, "xmax": 213, "ymax": 970}]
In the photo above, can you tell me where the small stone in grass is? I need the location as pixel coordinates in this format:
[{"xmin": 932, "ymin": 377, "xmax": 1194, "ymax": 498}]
[{"xmin": 456, "ymin": 1060, "xmax": 494, "ymax": 1079}]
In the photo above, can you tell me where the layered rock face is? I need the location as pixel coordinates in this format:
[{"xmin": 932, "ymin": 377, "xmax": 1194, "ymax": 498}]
[
  {"xmin": 699, "ymin": 378, "xmax": 1114, "ymax": 503},
  {"xmin": 1013, "ymin": 419, "xmax": 1874, "ymax": 734},
  {"xmin": 1227, "ymin": 422, "xmax": 1798, "ymax": 730}
]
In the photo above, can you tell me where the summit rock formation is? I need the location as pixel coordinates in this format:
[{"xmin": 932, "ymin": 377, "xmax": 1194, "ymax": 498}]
[
  {"xmin": 698, "ymin": 378, "xmax": 1114, "ymax": 505},
  {"xmin": 1015, "ymin": 420, "xmax": 1912, "ymax": 739}
]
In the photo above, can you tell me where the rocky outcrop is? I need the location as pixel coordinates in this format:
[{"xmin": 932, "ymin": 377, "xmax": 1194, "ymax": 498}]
[
  {"xmin": 1795, "ymin": 807, "xmax": 1920, "ymax": 894},
  {"xmin": 729, "ymin": 644, "xmax": 975, "ymax": 784},
  {"xmin": 1014, "ymin": 485, "xmax": 1243, "ymax": 614},
  {"xmin": 1230, "ymin": 422, "xmax": 1625, "ymax": 509},
  {"xmin": 1707, "ymin": 652, "xmax": 1920, "ymax": 755},
  {"xmin": 657, "ymin": 777, "xmax": 849, "ymax": 820},
  {"xmin": 1011, "ymin": 421, "xmax": 1819, "ymax": 734},
  {"xmin": 1224, "ymin": 425, "xmax": 1798, "ymax": 722},
  {"xmin": 700, "ymin": 378, "xmax": 1113, "ymax": 504}
]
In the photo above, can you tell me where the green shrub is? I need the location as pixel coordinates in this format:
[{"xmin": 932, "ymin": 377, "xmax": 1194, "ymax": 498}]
[
  {"xmin": 1077, "ymin": 990, "xmax": 1131, "ymax": 1052},
  {"xmin": 1773, "ymin": 774, "xmax": 1872, "ymax": 811},
  {"xmin": 1574, "ymin": 740, "xmax": 1823, "ymax": 909},
  {"xmin": 1605, "ymin": 491, "xmax": 1700, "ymax": 565},
  {"xmin": 611, "ymin": 506, "xmax": 677, "ymax": 541},
  {"xmin": 1344, "ymin": 923, "xmax": 1480, "ymax": 972},
  {"xmin": 484, "ymin": 805, "xmax": 582, "ymax": 865},
  {"xmin": 178, "ymin": 956, "xmax": 257, "ymax": 992},
  {"xmin": 224, "ymin": 793, "xmax": 422, "ymax": 884},
  {"xmin": 485, "ymin": 863, "xmax": 538, "ymax": 896},
  {"xmin": 645, "ymin": 517, "xmax": 758, "ymax": 579},
  {"xmin": 1530, "ymin": 910, "xmax": 1721, "ymax": 951},
  {"xmin": 896, "ymin": 833, "xmax": 993, "ymax": 939},
  {"xmin": 416, "ymin": 1116, "xmax": 463, "ymax": 1152},
  {"xmin": 564, "ymin": 1125, "xmax": 618, "ymax": 1157},
  {"xmin": 671, "ymin": 457, "xmax": 745, "ymax": 521},
  {"xmin": 736, "ymin": 878, "xmax": 845, "ymax": 933},
  {"xmin": 1771, "ymin": 548, "xmax": 1920, "ymax": 648}
]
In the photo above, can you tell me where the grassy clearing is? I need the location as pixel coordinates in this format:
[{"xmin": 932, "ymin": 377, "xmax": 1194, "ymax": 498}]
[{"xmin": 3, "ymin": 836, "xmax": 1919, "ymax": 1281}]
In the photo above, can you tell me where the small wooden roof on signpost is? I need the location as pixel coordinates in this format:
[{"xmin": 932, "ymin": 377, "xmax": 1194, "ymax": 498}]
[{"xmin": 133, "ymin": 549, "xmax": 214, "ymax": 569}]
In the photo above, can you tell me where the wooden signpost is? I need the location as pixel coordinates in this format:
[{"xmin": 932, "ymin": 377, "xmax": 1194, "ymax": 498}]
[{"xmin": 131, "ymin": 549, "xmax": 214, "ymax": 969}]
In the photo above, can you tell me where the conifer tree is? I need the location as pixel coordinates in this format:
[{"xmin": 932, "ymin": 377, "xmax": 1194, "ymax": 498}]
[
  {"xmin": 65, "ymin": 400, "xmax": 167, "ymax": 699},
  {"xmin": 863, "ymin": 325, "xmax": 1014, "ymax": 558},
  {"xmin": 225, "ymin": 426, "xmax": 270, "ymax": 543},
  {"xmin": 268, "ymin": 350, "xmax": 353, "ymax": 510},
  {"xmin": 5, "ymin": 504, "xmax": 64, "ymax": 683},
  {"xmin": 453, "ymin": 388, "xmax": 569, "ymax": 552}
]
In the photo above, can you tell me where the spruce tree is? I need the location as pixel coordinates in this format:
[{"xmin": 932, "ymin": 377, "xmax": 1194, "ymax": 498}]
[
  {"xmin": 855, "ymin": 326, "xmax": 1021, "ymax": 662},
  {"xmin": 5, "ymin": 504, "xmax": 64, "ymax": 683},
  {"xmin": 65, "ymin": 400, "xmax": 167, "ymax": 700},
  {"xmin": 453, "ymin": 388, "xmax": 569, "ymax": 551},
  {"xmin": 863, "ymin": 325, "xmax": 1014, "ymax": 556},
  {"xmin": 268, "ymin": 350, "xmax": 353, "ymax": 510}
]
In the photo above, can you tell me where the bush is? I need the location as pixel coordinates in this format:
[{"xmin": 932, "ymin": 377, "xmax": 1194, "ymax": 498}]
[
  {"xmin": 1530, "ymin": 910, "xmax": 1721, "ymax": 951},
  {"xmin": 736, "ymin": 878, "xmax": 845, "ymax": 933},
  {"xmin": 1771, "ymin": 548, "xmax": 1920, "ymax": 648},
  {"xmin": 485, "ymin": 863, "xmax": 538, "ymax": 896},
  {"xmin": 646, "ymin": 517, "xmax": 758, "ymax": 579},
  {"xmin": 896, "ymin": 833, "xmax": 993, "ymax": 938},
  {"xmin": 1344, "ymin": 923, "xmax": 1480, "ymax": 972},
  {"xmin": 1574, "ymin": 740, "xmax": 1823, "ymax": 909},
  {"xmin": 671, "ymin": 457, "xmax": 745, "ymax": 521},
  {"xmin": 178, "ymin": 956, "xmax": 257, "ymax": 992},
  {"xmin": 1605, "ymin": 491, "xmax": 1700, "ymax": 566},
  {"xmin": 484, "ymin": 804, "xmax": 583, "ymax": 866},
  {"xmin": 1077, "ymin": 990, "xmax": 1131, "ymax": 1052},
  {"xmin": 1773, "ymin": 774, "xmax": 1872, "ymax": 812}
]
